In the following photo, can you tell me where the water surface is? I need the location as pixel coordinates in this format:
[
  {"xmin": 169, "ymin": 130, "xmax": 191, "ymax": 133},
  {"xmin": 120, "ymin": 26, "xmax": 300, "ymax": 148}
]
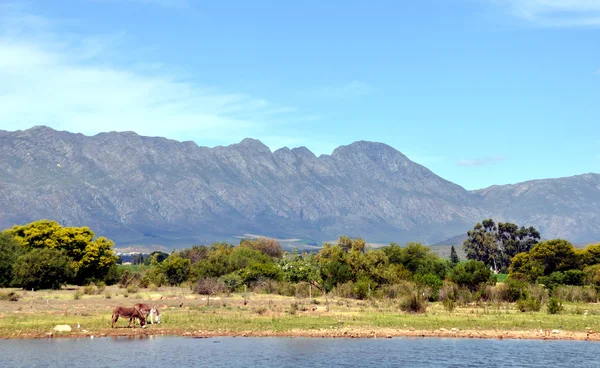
[{"xmin": 0, "ymin": 336, "xmax": 598, "ymax": 367}]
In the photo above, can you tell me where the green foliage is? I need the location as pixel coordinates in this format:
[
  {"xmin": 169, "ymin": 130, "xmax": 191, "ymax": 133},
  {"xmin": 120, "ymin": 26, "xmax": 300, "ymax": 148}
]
[
  {"xmin": 352, "ymin": 277, "xmax": 374, "ymax": 300},
  {"xmin": 414, "ymin": 273, "xmax": 443, "ymax": 300},
  {"xmin": 221, "ymin": 273, "xmax": 244, "ymax": 292},
  {"xmin": 538, "ymin": 270, "xmax": 584, "ymax": 290},
  {"xmin": 158, "ymin": 254, "xmax": 191, "ymax": 286},
  {"xmin": 517, "ymin": 296, "xmax": 541, "ymax": 312},
  {"xmin": 103, "ymin": 264, "xmax": 121, "ymax": 285},
  {"xmin": 12, "ymin": 248, "xmax": 75, "ymax": 290},
  {"xmin": 547, "ymin": 297, "xmax": 563, "ymax": 314},
  {"xmin": 584, "ymin": 264, "xmax": 600, "ymax": 288},
  {"xmin": 7, "ymin": 220, "xmax": 118, "ymax": 284},
  {"xmin": 450, "ymin": 245, "xmax": 459, "ymax": 265},
  {"xmin": 510, "ymin": 239, "xmax": 580, "ymax": 282},
  {"xmin": 503, "ymin": 278, "xmax": 528, "ymax": 302},
  {"xmin": 463, "ymin": 219, "xmax": 540, "ymax": 273},
  {"xmin": 449, "ymin": 260, "xmax": 492, "ymax": 291},
  {"xmin": 399, "ymin": 294, "xmax": 427, "ymax": 313},
  {"xmin": 0, "ymin": 232, "xmax": 23, "ymax": 287}
]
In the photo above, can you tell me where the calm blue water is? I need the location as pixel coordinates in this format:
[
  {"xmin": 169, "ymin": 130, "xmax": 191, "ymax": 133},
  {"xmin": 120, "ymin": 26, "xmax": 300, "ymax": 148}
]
[{"xmin": 0, "ymin": 336, "xmax": 598, "ymax": 367}]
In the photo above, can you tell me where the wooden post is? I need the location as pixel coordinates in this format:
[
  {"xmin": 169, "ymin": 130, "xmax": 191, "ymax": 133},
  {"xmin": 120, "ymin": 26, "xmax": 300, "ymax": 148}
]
[
  {"xmin": 207, "ymin": 294, "xmax": 210, "ymax": 307},
  {"xmin": 244, "ymin": 285, "xmax": 247, "ymax": 306},
  {"xmin": 368, "ymin": 283, "xmax": 371, "ymax": 299},
  {"xmin": 309, "ymin": 284, "xmax": 312, "ymax": 299},
  {"xmin": 179, "ymin": 287, "xmax": 183, "ymax": 308}
]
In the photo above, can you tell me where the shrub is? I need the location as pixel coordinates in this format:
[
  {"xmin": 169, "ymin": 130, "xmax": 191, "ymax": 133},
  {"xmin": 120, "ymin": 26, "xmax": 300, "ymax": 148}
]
[
  {"xmin": 193, "ymin": 277, "xmax": 226, "ymax": 295},
  {"xmin": 0, "ymin": 292, "xmax": 20, "ymax": 302},
  {"xmin": 381, "ymin": 281, "xmax": 415, "ymax": 300},
  {"xmin": 139, "ymin": 275, "xmax": 151, "ymax": 289},
  {"xmin": 96, "ymin": 281, "xmax": 106, "ymax": 293},
  {"xmin": 103, "ymin": 264, "xmax": 122, "ymax": 286},
  {"xmin": 547, "ymin": 297, "xmax": 563, "ymax": 315},
  {"xmin": 502, "ymin": 278, "xmax": 528, "ymax": 302},
  {"xmin": 332, "ymin": 281, "xmax": 354, "ymax": 299},
  {"xmin": 414, "ymin": 273, "xmax": 443, "ymax": 301},
  {"xmin": 553, "ymin": 286, "xmax": 597, "ymax": 303},
  {"xmin": 83, "ymin": 283, "xmax": 97, "ymax": 295},
  {"xmin": 438, "ymin": 282, "xmax": 458, "ymax": 302},
  {"xmin": 255, "ymin": 306, "xmax": 268, "ymax": 315},
  {"xmin": 449, "ymin": 260, "xmax": 492, "ymax": 291},
  {"xmin": 526, "ymin": 284, "xmax": 549, "ymax": 304},
  {"xmin": 127, "ymin": 284, "xmax": 139, "ymax": 294},
  {"xmin": 455, "ymin": 287, "xmax": 474, "ymax": 305},
  {"xmin": 104, "ymin": 291, "xmax": 112, "ymax": 299},
  {"xmin": 73, "ymin": 290, "xmax": 83, "ymax": 300},
  {"xmin": 275, "ymin": 281, "xmax": 296, "ymax": 297},
  {"xmin": 289, "ymin": 302, "xmax": 298, "ymax": 315},
  {"xmin": 118, "ymin": 270, "xmax": 133, "ymax": 288},
  {"xmin": 12, "ymin": 248, "xmax": 75, "ymax": 290},
  {"xmin": 584, "ymin": 264, "xmax": 600, "ymax": 288},
  {"xmin": 400, "ymin": 294, "xmax": 427, "ymax": 314},
  {"xmin": 221, "ymin": 273, "xmax": 243, "ymax": 292},
  {"xmin": 352, "ymin": 278, "xmax": 374, "ymax": 300},
  {"xmin": 483, "ymin": 284, "xmax": 506, "ymax": 303},
  {"xmin": 517, "ymin": 297, "xmax": 541, "ymax": 312},
  {"xmin": 442, "ymin": 297, "xmax": 456, "ymax": 312}
]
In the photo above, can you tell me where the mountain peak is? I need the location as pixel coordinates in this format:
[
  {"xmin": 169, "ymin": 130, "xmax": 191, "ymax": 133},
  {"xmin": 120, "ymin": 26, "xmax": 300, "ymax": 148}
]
[{"xmin": 233, "ymin": 138, "xmax": 271, "ymax": 152}]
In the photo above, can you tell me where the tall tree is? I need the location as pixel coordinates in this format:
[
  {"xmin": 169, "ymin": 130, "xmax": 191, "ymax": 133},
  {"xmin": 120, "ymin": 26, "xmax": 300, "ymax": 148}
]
[
  {"xmin": 0, "ymin": 232, "xmax": 23, "ymax": 287},
  {"xmin": 463, "ymin": 219, "xmax": 540, "ymax": 273},
  {"xmin": 450, "ymin": 245, "xmax": 460, "ymax": 265},
  {"xmin": 8, "ymin": 220, "xmax": 118, "ymax": 283}
]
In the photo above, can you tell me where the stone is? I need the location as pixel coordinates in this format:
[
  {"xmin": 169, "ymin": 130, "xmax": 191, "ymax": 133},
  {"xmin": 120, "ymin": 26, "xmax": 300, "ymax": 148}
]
[{"xmin": 53, "ymin": 325, "xmax": 72, "ymax": 332}]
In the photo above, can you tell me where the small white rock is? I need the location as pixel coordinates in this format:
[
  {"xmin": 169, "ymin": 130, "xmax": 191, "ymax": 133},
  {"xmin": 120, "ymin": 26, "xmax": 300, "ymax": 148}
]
[{"xmin": 53, "ymin": 325, "xmax": 72, "ymax": 332}]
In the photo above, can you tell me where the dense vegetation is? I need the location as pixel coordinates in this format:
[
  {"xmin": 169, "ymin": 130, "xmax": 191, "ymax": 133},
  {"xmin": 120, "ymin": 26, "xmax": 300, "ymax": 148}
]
[
  {"xmin": 2, "ymin": 218, "xmax": 600, "ymax": 315},
  {"xmin": 0, "ymin": 220, "xmax": 119, "ymax": 289}
]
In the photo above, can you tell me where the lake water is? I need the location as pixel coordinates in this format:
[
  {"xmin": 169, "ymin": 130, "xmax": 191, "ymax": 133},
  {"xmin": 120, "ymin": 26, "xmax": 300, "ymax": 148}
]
[{"xmin": 0, "ymin": 336, "xmax": 598, "ymax": 367}]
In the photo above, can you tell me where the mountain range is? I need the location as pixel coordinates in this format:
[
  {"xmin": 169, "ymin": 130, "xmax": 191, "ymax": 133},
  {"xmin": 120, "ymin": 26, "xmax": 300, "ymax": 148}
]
[{"xmin": 1, "ymin": 126, "xmax": 599, "ymax": 247}]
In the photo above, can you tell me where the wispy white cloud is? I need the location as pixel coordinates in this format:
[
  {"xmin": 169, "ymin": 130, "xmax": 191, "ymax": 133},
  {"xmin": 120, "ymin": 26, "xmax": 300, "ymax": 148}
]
[
  {"xmin": 458, "ymin": 156, "xmax": 506, "ymax": 167},
  {"xmin": 0, "ymin": 6, "xmax": 297, "ymax": 143},
  {"xmin": 594, "ymin": 68, "xmax": 600, "ymax": 74},
  {"xmin": 91, "ymin": 0, "xmax": 192, "ymax": 10},
  {"xmin": 491, "ymin": 0, "xmax": 600, "ymax": 27},
  {"xmin": 316, "ymin": 81, "xmax": 375, "ymax": 99}
]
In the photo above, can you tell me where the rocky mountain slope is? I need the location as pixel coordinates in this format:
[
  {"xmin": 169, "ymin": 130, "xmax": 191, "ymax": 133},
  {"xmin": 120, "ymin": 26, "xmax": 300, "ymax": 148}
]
[{"xmin": 0, "ymin": 126, "xmax": 598, "ymax": 246}]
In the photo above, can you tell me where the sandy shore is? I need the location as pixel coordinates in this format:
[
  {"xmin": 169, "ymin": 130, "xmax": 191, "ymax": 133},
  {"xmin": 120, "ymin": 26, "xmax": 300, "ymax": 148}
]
[{"xmin": 6, "ymin": 327, "xmax": 600, "ymax": 342}]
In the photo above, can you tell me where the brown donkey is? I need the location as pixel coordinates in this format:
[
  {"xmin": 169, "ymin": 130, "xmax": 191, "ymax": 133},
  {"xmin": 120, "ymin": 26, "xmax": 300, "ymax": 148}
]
[{"xmin": 111, "ymin": 306, "xmax": 146, "ymax": 328}]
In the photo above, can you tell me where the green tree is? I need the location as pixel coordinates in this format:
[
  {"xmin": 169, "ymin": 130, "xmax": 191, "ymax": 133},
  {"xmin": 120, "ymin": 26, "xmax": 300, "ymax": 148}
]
[
  {"xmin": 450, "ymin": 245, "xmax": 460, "ymax": 265},
  {"xmin": 0, "ymin": 232, "xmax": 23, "ymax": 287},
  {"xmin": 509, "ymin": 239, "xmax": 580, "ymax": 282},
  {"xmin": 8, "ymin": 220, "xmax": 118, "ymax": 283},
  {"xmin": 463, "ymin": 219, "xmax": 540, "ymax": 273},
  {"xmin": 158, "ymin": 254, "xmax": 191, "ymax": 286},
  {"xmin": 449, "ymin": 260, "xmax": 492, "ymax": 291},
  {"xmin": 12, "ymin": 248, "xmax": 75, "ymax": 290}
]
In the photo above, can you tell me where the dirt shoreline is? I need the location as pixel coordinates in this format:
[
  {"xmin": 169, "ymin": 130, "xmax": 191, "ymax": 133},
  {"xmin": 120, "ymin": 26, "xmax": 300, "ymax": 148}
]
[{"xmin": 4, "ymin": 328, "xmax": 599, "ymax": 342}]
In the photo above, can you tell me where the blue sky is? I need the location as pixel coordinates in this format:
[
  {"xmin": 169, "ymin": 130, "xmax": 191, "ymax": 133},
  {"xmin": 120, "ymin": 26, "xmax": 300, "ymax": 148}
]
[{"xmin": 0, "ymin": 0, "xmax": 599, "ymax": 190}]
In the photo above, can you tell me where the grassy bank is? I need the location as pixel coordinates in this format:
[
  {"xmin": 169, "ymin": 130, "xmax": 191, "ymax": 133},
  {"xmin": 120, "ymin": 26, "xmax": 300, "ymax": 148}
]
[{"xmin": 1, "ymin": 286, "xmax": 599, "ymax": 340}]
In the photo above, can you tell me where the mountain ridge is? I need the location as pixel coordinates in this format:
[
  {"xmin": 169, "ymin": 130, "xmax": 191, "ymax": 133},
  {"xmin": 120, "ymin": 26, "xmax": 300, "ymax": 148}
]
[{"xmin": 1, "ymin": 126, "xmax": 599, "ymax": 246}]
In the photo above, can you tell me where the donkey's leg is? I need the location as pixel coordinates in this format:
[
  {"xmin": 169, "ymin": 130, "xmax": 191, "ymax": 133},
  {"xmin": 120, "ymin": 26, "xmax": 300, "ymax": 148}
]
[{"xmin": 112, "ymin": 314, "xmax": 118, "ymax": 328}]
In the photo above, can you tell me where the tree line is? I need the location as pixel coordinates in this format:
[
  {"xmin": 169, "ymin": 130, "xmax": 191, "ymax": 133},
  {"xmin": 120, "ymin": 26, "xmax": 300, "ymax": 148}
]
[{"xmin": 2, "ymin": 219, "xmax": 600, "ymax": 314}]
